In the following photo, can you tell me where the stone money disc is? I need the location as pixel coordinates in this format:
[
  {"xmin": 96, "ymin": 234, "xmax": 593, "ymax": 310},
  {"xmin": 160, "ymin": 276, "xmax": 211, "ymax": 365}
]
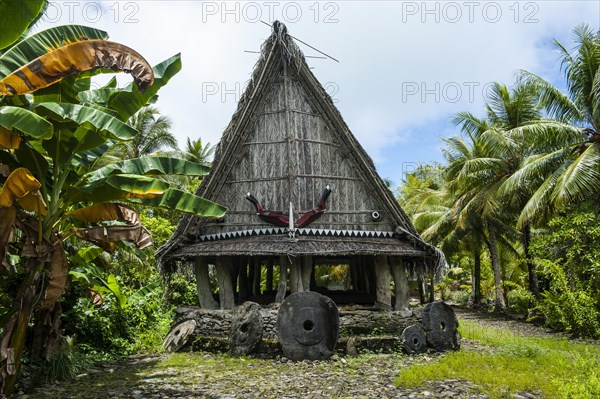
[
  {"xmin": 229, "ymin": 301, "xmax": 263, "ymax": 356},
  {"xmin": 277, "ymin": 291, "xmax": 339, "ymax": 360}
]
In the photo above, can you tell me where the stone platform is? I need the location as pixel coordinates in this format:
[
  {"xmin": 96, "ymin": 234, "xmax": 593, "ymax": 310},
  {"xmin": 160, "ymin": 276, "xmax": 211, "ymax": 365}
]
[{"xmin": 171, "ymin": 304, "xmax": 423, "ymax": 356}]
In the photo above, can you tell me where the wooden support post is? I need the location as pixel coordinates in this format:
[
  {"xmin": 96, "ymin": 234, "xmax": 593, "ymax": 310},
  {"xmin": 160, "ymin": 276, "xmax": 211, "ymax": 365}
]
[
  {"xmin": 253, "ymin": 258, "xmax": 262, "ymax": 296},
  {"xmin": 417, "ymin": 275, "xmax": 426, "ymax": 305},
  {"xmin": 374, "ymin": 256, "xmax": 392, "ymax": 309},
  {"xmin": 366, "ymin": 257, "xmax": 376, "ymax": 295},
  {"xmin": 429, "ymin": 275, "xmax": 435, "ymax": 303},
  {"xmin": 238, "ymin": 258, "xmax": 248, "ymax": 303},
  {"xmin": 276, "ymin": 256, "xmax": 288, "ymax": 303},
  {"xmin": 266, "ymin": 259, "xmax": 274, "ymax": 292},
  {"xmin": 230, "ymin": 258, "xmax": 239, "ymax": 299},
  {"xmin": 216, "ymin": 256, "xmax": 235, "ymax": 309},
  {"xmin": 301, "ymin": 256, "xmax": 313, "ymax": 292},
  {"xmin": 349, "ymin": 258, "xmax": 359, "ymax": 291},
  {"xmin": 289, "ymin": 256, "xmax": 302, "ymax": 293},
  {"xmin": 193, "ymin": 258, "xmax": 218, "ymax": 309},
  {"xmin": 390, "ymin": 257, "xmax": 410, "ymax": 313},
  {"xmin": 309, "ymin": 264, "xmax": 317, "ymax": 291},
  {"xmin": 247, "ymin": 260, "xmax": 255, "ymax": 295},
  {"xmin": 360, "ymin": 257, "xmax": 368, "ymax": 293},
  {"xmin": 344, "ymin": 268, "xmax": 352, "ymax": 291}
]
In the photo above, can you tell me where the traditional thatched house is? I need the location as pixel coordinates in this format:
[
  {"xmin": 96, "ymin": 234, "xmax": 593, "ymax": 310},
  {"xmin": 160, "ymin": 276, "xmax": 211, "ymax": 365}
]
[{"xmin": 157, "ymin": 22, "xmax": 444, "ymax": 312}]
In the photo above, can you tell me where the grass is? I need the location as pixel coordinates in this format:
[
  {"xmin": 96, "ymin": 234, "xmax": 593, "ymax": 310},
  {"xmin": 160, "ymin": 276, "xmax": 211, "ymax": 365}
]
[
  {"xmin": 395, "ymin": 320, "xmax": 600, "ymax": 398},
  {"xmin": 24, "ymin": 317, "xmax": 600, "ymax": 398}
]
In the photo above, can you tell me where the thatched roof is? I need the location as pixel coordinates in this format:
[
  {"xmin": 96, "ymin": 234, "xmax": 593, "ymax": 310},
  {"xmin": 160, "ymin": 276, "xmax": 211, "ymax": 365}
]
[{"xmin": 157, "ymin": 22, "xmax": 444, "ymax": 273}]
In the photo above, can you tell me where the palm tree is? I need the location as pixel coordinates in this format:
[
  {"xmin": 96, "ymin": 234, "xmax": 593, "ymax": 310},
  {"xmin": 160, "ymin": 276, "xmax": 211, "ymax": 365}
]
[
  {"xmin": 124, "ymin": 106, "xmax": 178, "ymax": 158},
  {"xmin": 400, "ymin": 161, "xmax": 489, "ymax": 307},
  {"xmin": 452, "ymin": 80, "xmax": 565, "ymax": 302},
  {"xmin": 479, "ymin": 82, "xmax": 545, "ymax": 299},
  {"xmin": 185, "ymin": 137, "xmax": 215, "ymax": 165},
  {"xmin": 514, "ymin": 24, "xmax": 599, "ymax": 225},
  {"xmin": 442, "ymin": 123, "xmax": 512, "ymax": 312}
]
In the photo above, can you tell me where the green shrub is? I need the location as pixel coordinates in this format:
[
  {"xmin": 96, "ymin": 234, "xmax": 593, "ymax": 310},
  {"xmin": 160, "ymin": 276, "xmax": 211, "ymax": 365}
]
[
  {"xmin": 448, "ymin": 289, "xmax": 471, "ymax": 305},
  {"xmin": 533, "ymin": 261, "xmax": 600, "ymax": 338},
  {"xmin": 28, "ymin": 337, "xmax": 94, "ymax": 386},
  {"xmin": 166, "ymin": 273, "xmax": 198, "ymax": 307},
  {"xmin": 530, "ymin": 208, "xmax": 600, "ymax": 338},
  {"xmin": 63, "ymin": 278, "xmax": 172, "ymax": 355},
  {"xmin": 507, "ymin": 287, "xmax": 533, "ymax": 315}
]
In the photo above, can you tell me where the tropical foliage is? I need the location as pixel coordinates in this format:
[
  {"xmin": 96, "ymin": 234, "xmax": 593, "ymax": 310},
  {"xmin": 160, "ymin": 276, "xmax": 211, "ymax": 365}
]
[
  {"xmin": 399, "ymin": 24, "xmax": 600, "ymax": 336},
  {"xmin": 0, "ymin": 14, "xmax": 226, "ymax": 396},
  {"xmin": 184, "ymin": 137, "xmax": 215, "ymax": 166}
]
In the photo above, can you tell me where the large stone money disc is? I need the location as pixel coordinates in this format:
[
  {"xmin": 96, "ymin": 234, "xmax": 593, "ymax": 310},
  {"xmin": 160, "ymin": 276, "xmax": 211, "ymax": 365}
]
[
  {"xmin": 422, "ymin": 301, "xmax": 460, "ymax": 351},
  {"xmin": 277, "ymin": 291, "xmax": 339, "ymax": 360}
]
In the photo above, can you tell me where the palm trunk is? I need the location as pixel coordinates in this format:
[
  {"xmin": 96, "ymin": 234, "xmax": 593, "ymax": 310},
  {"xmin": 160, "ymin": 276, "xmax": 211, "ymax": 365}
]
[
  {"xmin": 486, "ymin": 220, "xmax": 506, "ymax": 312},
  {"xmin": 521, "ymin": 223, "xmax": 540, "ymax": 300},
  {"xmin": 472, "ymin": 238, "xmax": 482, "ymax": 307}
]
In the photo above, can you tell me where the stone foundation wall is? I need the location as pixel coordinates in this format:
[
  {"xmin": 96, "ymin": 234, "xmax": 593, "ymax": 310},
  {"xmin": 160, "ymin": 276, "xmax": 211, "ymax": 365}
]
[
  {"xmin": 338, "ymin": 310, "xmax": 420, "ymax": 336},
  {"xmin": 173, "ymin": 305, "xmax": 421, "ymax": 340}
]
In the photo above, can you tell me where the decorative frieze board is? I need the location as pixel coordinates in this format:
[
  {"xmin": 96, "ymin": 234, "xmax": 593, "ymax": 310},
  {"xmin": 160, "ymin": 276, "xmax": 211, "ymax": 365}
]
[{"xmin": 197, "ymin": 228, "xmax": 395, "ymax": 242}]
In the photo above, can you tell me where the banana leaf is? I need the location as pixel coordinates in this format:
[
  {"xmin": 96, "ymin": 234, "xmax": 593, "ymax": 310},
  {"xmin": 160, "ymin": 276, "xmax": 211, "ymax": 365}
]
[
  {"xmin": 0, "ymin": 40, "xmax": 153, "ymax": 96},
  {"xmin": 68, "ymin": 204, "xmax": 154, "ymax": 253},
  {"xmin": 0, "ymin": 0, "xmax": 46, "ymax": 51},
  {"xmin": 68, "ymin": 174, "xmax": 170, "ymax": 204},
  {"xmin": 0, "ymin": 150, "xmax": 18, "ymax": 171},
  {"xmin": 84, "ymin": 156, "xmax": 211, "ymax": 182},
  {"xmin": 77, "ymin": 54, "xmax": 181, "ymax": 121},
  {"xmin": 0, "ymin": 106, "xmax": 53, "ymax": 139},
  {"xmin": 0, "ymin": 206, "xmax": 16, "ymax": 272},
  {"xmin": 67, "ymin": 202, "xmax": 139, "ymax": 224},
  {"xmin": 13, "ymin": 142, "xmax": 49, "ymax": 183},
  {"xmin": 72, "ymin": 246, "xmax": 104, "ymax": 265},
  {"xmin": 74, "ymin": 224, "xmax": 152, "ymax": 253},
  {"xmin": 34, "ymin": 103, "xmax": 138, "ymax": 141},
  {"xmin": 138, "ymin": 188, "xmax": 227, "ymax": 218},
  {"xmin": 0, "ymin": 126, "xmax": 20, "ymax": 149},
  {"xmin": 87, "ymin": 289, "xmax": 103, "ymax": 307},
  {"xmin": 128, "ymin": 281, "xmax": 160, "ymax": 304},
  {"xmin": 0, "ymin": 25, "xmax": 109, "ymax": 78},
  {"xmin": 106, "ymin": 274, "xmax": 125, "ymax": 307},
  {"xmin": 32, "ymin": 75, "xmax": 91, "ymax": 104},
  {"xmin": 39, "ymin": 240, "xmax": 68, "ymax": 310},
  {"xmin": 0, "ymin": 167, "xmax": 46, "ymax": 214}
]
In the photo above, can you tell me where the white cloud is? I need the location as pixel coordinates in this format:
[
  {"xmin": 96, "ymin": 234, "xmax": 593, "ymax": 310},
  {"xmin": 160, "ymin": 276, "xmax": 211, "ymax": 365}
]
[{"xmin": 36, "ymin": 1, "xmax": 599, "ymax": 167}]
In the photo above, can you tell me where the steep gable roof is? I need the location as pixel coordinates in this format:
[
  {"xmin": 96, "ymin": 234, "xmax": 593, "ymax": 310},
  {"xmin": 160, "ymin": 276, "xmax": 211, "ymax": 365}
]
[{"xmin": 158, "ymin": 22, "xmax": 443, "ymax": 274}]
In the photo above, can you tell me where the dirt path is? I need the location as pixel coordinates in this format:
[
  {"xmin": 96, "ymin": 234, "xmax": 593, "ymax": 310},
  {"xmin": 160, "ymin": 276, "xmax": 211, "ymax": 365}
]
[{"xmin": 16, "ymin": 308, "xmax": 557, "ymax": 399}]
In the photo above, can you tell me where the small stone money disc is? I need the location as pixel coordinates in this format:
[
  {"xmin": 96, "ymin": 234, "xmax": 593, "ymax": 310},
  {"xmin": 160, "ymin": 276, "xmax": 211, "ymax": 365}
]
[
  {"xmin": 163, "ymin": 319, "xmax": 197, "ymax": 353},
  {"xmin": 228, "ymin": 301, "xmax": 263, "ymax": 356},
  {"xmin": 402, "ymin": 324, "xmax": 427, "ymax": 354}
]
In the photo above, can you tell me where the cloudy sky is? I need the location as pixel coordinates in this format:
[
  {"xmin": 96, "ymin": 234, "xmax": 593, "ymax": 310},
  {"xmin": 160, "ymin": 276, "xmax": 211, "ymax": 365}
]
[{"xmin": 36, "ymin": 1, "xmax": 599, "ymax": 186}]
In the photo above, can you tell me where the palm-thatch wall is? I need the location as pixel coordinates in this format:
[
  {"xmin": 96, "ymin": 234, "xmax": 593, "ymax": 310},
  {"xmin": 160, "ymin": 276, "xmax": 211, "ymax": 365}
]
[{"xmin": 157, "ymin": 22, "xmax": 444, "ymax": 311}]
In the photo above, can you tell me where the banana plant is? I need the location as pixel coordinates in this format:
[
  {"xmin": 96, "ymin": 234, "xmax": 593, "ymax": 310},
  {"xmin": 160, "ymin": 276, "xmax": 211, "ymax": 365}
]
[
  {"xmin": 0, "ymin": 23, "xmax": 225, "ymax": 396},
  {"xmin": 69, "ymin": 246, "xmax": 160, "ymax": 309},
  {"xmin": 0, "ymin": 0, "xmax": 47, "ymax": 50}
]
